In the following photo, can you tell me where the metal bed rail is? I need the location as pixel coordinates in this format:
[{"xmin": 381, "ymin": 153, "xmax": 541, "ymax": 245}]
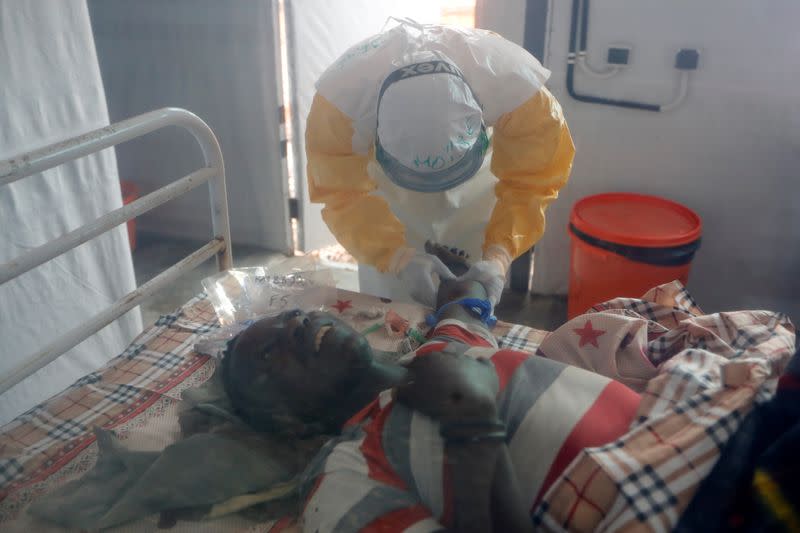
[{"xmin": 0, "ymin": 108, "xmax": 232, "ymax": 395}]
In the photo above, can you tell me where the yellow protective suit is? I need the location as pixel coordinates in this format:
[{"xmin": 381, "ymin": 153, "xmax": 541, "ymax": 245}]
[{"xmin": 306, "ymin": 22, "xmax": 574, "ymax": 300}]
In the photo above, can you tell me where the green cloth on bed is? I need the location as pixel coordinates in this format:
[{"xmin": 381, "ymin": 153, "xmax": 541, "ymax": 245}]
[{"xmin": 28, "ymin": 368, "xmax": 328, "ymax": 530}]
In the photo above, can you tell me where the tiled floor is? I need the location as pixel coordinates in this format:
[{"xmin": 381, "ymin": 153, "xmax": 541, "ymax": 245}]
[
  {"xmin": 495, "ymin": 290, "xmax": 568, "ymax": 332},
  {"xmin": 132, "ymin": 234, "xmax": 567, "ymax": 332}
]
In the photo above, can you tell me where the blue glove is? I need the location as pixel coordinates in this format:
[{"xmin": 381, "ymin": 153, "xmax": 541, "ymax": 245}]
[
  {"xmin": 398, "ymin": 251, "xmax": 456, "ymax": 307},
  {"xmin": 426, "ymin": 298, "xmax": 497, "ymax": 329}
]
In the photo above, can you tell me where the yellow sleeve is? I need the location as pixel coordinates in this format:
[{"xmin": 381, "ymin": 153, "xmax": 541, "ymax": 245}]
[
  {"xmin": 485, "ymin": 87, "xmax": 575, "ymax": 264},
  {"xmin": 305, "ymin": 94, "xmax": 408, "ymax": 273}
]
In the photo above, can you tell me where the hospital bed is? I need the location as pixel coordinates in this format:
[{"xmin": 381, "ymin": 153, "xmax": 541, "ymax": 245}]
[
  {"xmin": 0, "ymin": 110, "xmax": 794, "ymax": 532},
  {"xmin": 0, "ymin": 109, "xmax": 542, "ymax": 531}
]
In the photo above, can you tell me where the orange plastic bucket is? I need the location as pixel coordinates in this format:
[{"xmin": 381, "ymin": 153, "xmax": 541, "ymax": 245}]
[
  {"xmin": 567, "ymin": 193, "xmax": 702, "ymax": 318},
  {"xmin": 120, "ymin": 180, "xmax": 139, "ymax": 251}
]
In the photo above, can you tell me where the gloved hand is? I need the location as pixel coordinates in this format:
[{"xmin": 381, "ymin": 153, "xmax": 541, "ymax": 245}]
[
  {"xmin": 458, "ymin": 259, "xmax": 506, "ymax": 307},
  {"xmin": 396, "ymin": 251, "xmax": 456, "ymax": 308}
]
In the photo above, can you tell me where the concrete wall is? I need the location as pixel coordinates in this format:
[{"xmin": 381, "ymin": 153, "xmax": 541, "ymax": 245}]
[{"xmin": 505, "ymin": 0, "xmax": 799, "ymax": 319}]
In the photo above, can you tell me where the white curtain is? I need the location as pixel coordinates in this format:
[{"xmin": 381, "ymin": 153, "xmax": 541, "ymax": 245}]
[{"xmin": 0, "ymin": 0, "xmax": 141, "ymax": 425}]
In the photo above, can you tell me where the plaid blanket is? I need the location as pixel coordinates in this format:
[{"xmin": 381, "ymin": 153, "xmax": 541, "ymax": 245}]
[
  {"xmin": 0, "ymin": 289, "xmax": 544, "ymax": 530},
  {"xmin": 675, "ymin": 345, "xmax": 800, "ymax": 532},
  {"xmin": 533, "ymin": 282, "xmax": 796, "ymax": 533}
]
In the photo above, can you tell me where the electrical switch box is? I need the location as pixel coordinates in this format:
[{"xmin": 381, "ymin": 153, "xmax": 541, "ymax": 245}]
[
  {"xmin": 675, "ymin": 49, "xmax": 700, "ymax": 70},
  {"xmin": 607, "ymin": 47, "xmax": 630, "ymax": 65}
]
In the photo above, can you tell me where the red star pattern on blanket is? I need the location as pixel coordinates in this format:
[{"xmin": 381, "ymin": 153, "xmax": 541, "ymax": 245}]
[
  {"xmin": 573, "ymin": 320, "xmax": 606, "ymax": 348},
  {"xmin": 332, "ymin": 299, "xmax": 353, "ymax": 314}
]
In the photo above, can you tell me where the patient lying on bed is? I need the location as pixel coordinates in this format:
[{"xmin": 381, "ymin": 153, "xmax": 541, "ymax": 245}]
[
  {"xmin": 222, "ymin": 245, "xmax": 641, "ymax": 532},
  {"xmin": 25, "ymin": 247, "xmax": 795, "ymax": 532},
  {"xmin": 28, "ymin": 247, "xmax": 638, "ymax": 532}
]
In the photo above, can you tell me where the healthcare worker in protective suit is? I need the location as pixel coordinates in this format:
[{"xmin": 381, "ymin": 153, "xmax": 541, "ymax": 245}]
[{"xmin": 306, "ymin": 20, "xmax": 575, "ymax": 308}]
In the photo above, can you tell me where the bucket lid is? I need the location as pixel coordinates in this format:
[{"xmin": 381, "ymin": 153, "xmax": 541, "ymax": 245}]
[{"xmin": 570, "ymin": 193, "xmax": 702, "ymax": 248}]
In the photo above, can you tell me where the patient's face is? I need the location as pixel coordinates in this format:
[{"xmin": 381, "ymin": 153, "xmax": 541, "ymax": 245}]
[{"xmin": 225, "ymin": 310, "xmax": 374, "ymax": 428}]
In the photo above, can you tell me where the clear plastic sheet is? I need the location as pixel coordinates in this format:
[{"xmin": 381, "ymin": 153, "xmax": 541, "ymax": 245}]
[{"xmin": 195, "ymin": 260, "xmax": 337, "ymax": 358}]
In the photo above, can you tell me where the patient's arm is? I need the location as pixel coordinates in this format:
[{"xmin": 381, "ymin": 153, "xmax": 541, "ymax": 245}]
[
  {"xmin": 397, "ymin": 352, "xmax": 532, "ymax": 533},
  {"xmin": 394, "ymin": 244, "xmax": 533, "ymax": 533},
  {"xmin": 446, "ymin": 442, "xmax": 533, "ymax": 533}
]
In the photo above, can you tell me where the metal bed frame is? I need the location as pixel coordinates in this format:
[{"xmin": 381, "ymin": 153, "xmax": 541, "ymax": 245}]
[{"xmin": 0, "ymin": 108, "xmax": 232, "ymax": 395}]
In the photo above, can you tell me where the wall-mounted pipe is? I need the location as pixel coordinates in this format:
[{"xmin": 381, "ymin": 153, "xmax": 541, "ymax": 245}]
[
  {"xmin": 660, "ymin": 70, "xmax": 690, "ymax": 111},
  {"xmin": 578, "ymin": 55, "xmax": 621, "ymax": 79},
  {"xmin": 576, "ymin": 0, "xmax": 621, "ymax": 78},
  {"xmin": 566, "ymin": 0, "xmax": 692, "ymax": 112}
]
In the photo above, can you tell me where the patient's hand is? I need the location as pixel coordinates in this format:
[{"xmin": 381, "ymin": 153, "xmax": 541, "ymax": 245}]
[{"xmin": 395, "ymin": 350, "xmax": 499, "ymax": 425}]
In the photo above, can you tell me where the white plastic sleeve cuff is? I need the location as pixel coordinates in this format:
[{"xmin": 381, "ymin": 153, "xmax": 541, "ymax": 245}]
[{"xmin": 483, "ymin": 245, "xmax": 513, "ymax": 274}]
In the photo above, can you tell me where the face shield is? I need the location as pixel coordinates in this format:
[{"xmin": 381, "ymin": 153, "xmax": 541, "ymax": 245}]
[{"xmin": 376, "ymin": 59, "xmax": 488, "ymax": 193}]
